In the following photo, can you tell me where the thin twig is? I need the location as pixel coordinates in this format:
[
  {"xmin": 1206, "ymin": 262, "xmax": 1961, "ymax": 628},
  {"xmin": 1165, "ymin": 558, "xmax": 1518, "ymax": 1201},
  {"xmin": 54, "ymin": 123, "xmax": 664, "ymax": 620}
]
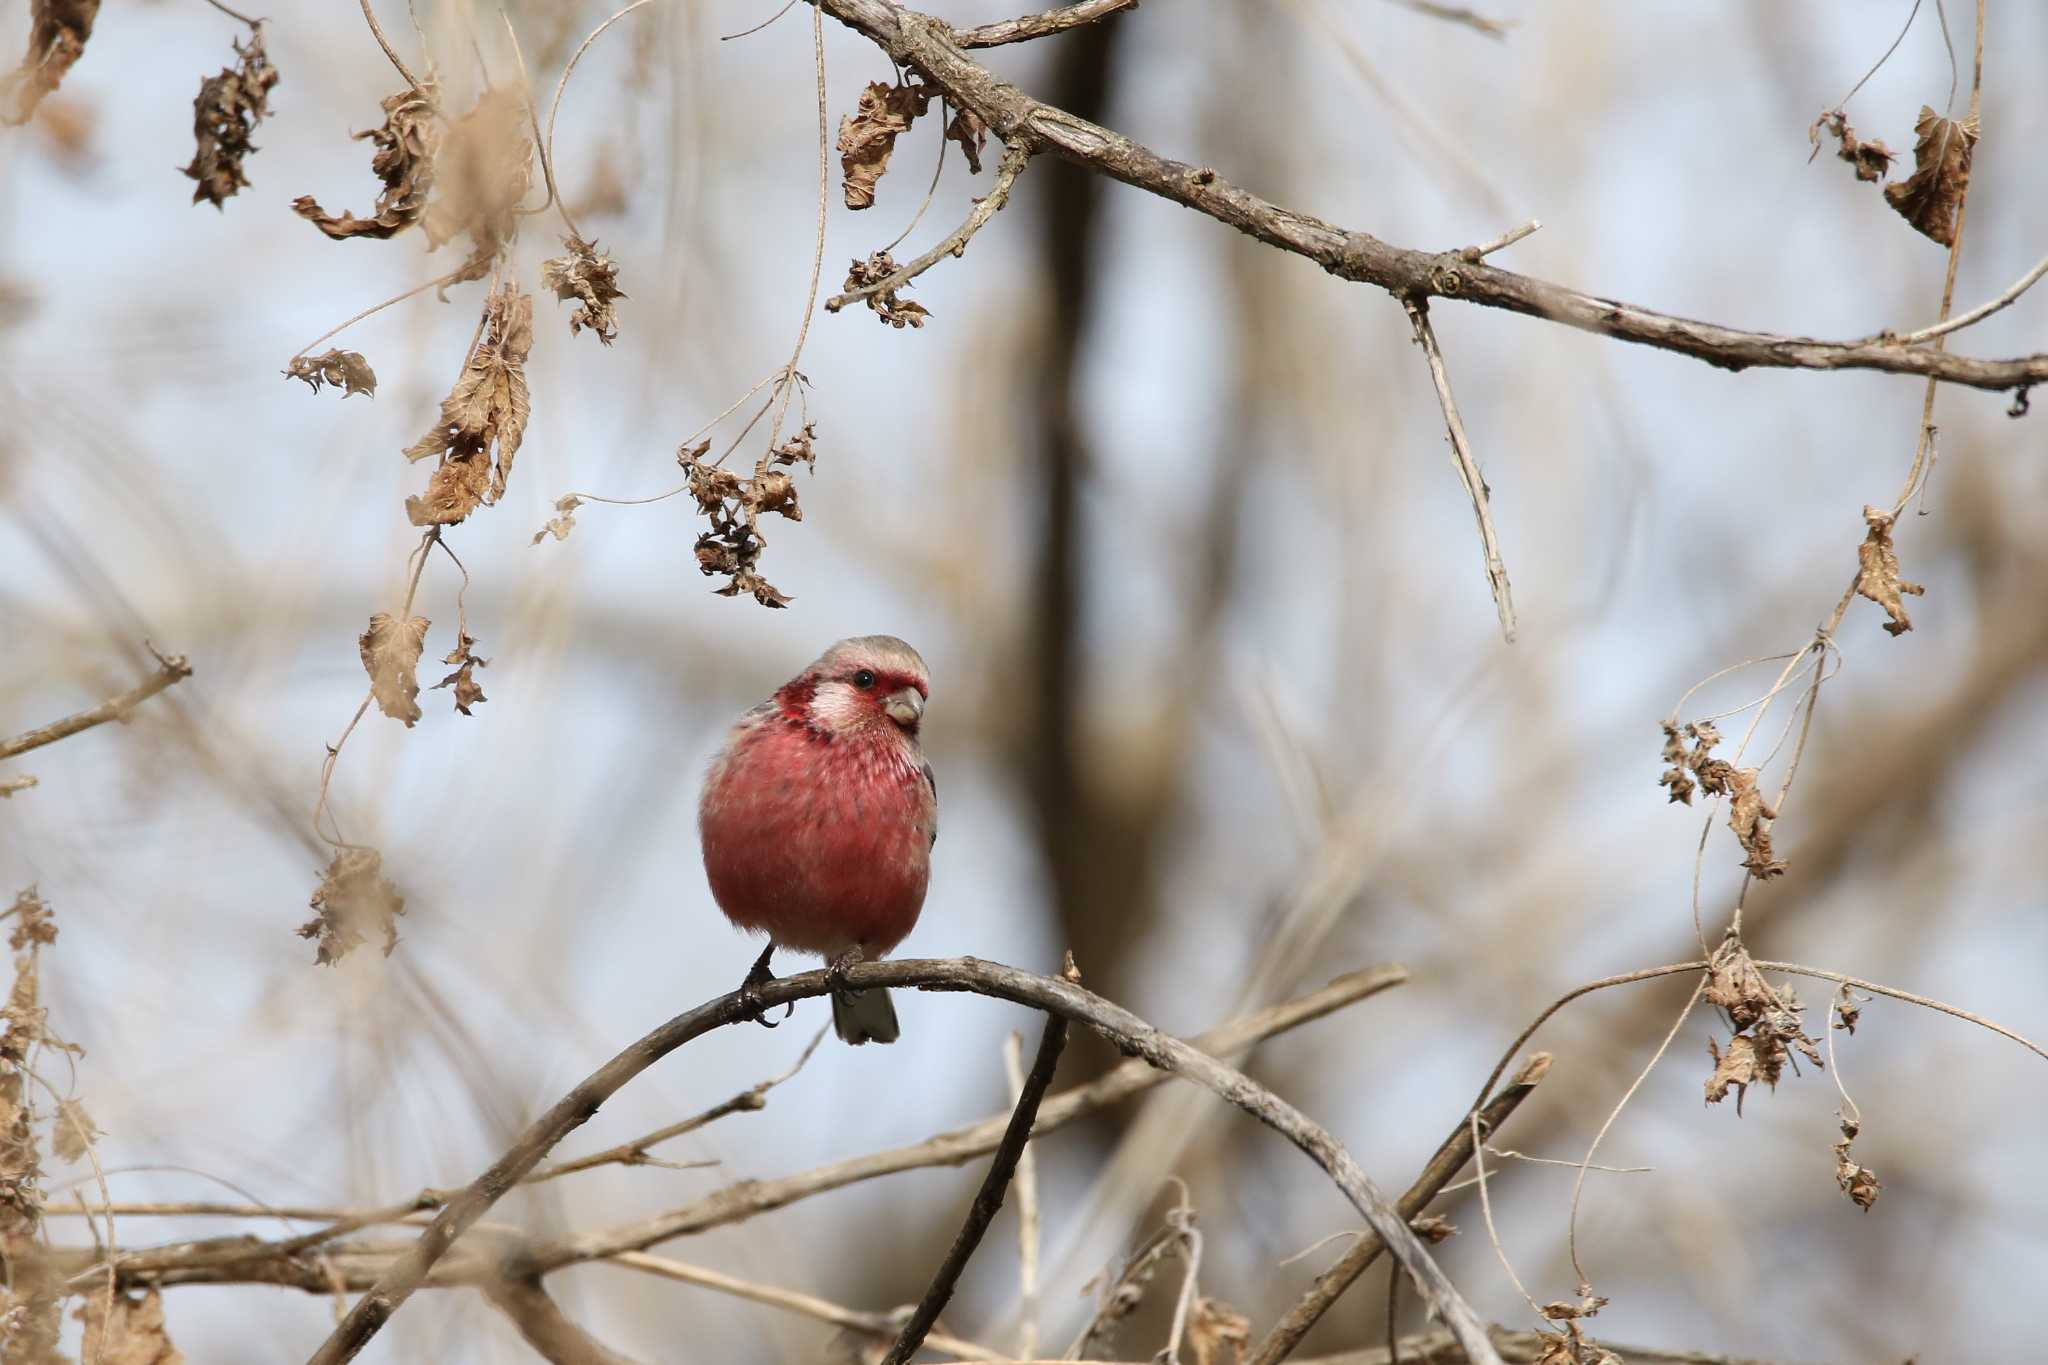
[
  {"xmin": 951, "ymin": 0, "xmax": 1138, "ymax": 48},
  {"xmin": 0, "ymin": 650, "xmax": 193, "ymax": 763},
  {"xmin": 1382, "ymin": 0, "xmax": 1512, "ymax": 39},
  {"xmin": 358, "ymin": 0, "xmax": 429, "ymax": 97},
  {"xmin": 1460, "ymin": 219, "xmax": 1540, "ymax": 261},
  {"xmin": 882, "ymin": 1010, "xmax": 1068, "ymax": 1365},
  {"xmin": 302, "ymin": 958, "xmax": 1497, "ymax": 1365},
  {"xmin": 288, "ymin": 266, "xmax": 473, "ymax": 363},
  {"xmin": 1753, "ymin": 960, "xmax": 2048, "ymax": 1064},
  {"xmin": 827, "ymin": 142, "xmax": 1030, "ymax": 313},
  {"xmin": 546, "ymin": 0, "xmax": 657, "ymax": 219},
  {"xmin": 528, "ymin": 1025, "xmax": 826, "ymax": 1184},
  {"xmin": 201, "ymin": 0, "xmax": 263, "ymax": 28},
  {"xmin": 1888, "ymin": 249, "xmax": 2048, "ymax": 346},
  {"xmin": 1157, "ymin": 1179, "xmax": 1204, "ymax": 1365},
  {"xmin": 1402, "ymin": 296, "xmax": 1516, "ymax": 642},
  {"xmin": 1248, "ymin": 1054, "xmax": 1551, "ymax": 1365},
  {"xmin": 1001, "ymin": 1032, "xmax": 1043, "ymax": 1362}
]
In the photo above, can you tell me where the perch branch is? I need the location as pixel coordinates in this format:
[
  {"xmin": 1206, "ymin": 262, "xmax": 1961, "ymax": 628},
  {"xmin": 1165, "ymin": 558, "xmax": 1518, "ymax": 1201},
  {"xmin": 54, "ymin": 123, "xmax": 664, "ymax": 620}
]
[
  {"xmin": 951, "ymin": 0, "xmax": 1139, "ymax": 47},
  {"xmin": 808, "ymin": 0, "xmax": 2048, "ymax": 394},
  {"xmin": 0, "ymin": 650, "xmax": 193, "ymax": 763},
  {"xmin": 303, "ymin": 958, "xmax": 1497, "ymax": 1365},
  {"xmin": 882, "ymin": 1009, "xmax": 1067, "ymax": 1364},
  {"xmin": 481, "ymin": 1276, "xmax": 643, "ymax": 1365}
]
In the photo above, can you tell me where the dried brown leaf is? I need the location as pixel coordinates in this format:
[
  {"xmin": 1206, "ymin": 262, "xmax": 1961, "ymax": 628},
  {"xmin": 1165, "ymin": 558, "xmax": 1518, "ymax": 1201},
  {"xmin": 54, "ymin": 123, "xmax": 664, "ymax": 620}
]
[
  {"xmin": 1885, "ymin": 106, "xmax": 1978, "ymax": 247},
  {"xmin": 1720, "ymin": 765, "xmax": 1786, "ymax": 878},
  {"xmin": 421, "ymin": 87, "xmax": 533, "ymax": 279},
  {"xmin": 6, "ymin": 889, "xmax": 56, "ymax": 952},
  {"xmin": 770, "ymin": 423, "xmax": 818, "ymax": 467},
  {"xmin": 1409, "ymin": 1212, "xmax": 1457, "ymax": 1243},
  {"xmin": 1705, "ymin": 939, "xmax": 1774, "ymax": 1032},
  {"xmin": 842, "ymin": 251, "xmax": 931, "ymax": 329},
  {"xmin": 404, "ymin": 283, "xmax": 532, "ymax": 526},
  {"xmin": 359, "ymin": 612, "xmax": 429, "ymax": 727},
  {"xmin": 3, "ymin": 0, "xmax": 100, "ymax": 128},
  {"xmin": 837, "ymin": 80, "xmax": 930, "ymax": 210},
  {"xmin": 299, "ymin": 846, "xmax": 406, "ymax": 965},
  {"xmin": 433, "ymin": 632, "xmax": 488, "ymax": 716},
  {"xmin": 1854, "ymin": 504, "xmax": 1925, "ymax": 636},
  {"xmin": 183, "ymin": 27, "xmax": 280, "ymax": 208},
  {"xmin": 77, "ymin": 1287, "xmax": 186, "ymax": 1365},
  {"xmin": 1834, "ymin": 983, "xmax": 1866, "ymax": 1034},
  {"xmin": 284, "ymin": 349, "xmax": 377, "ymax": 399},
  {"xmin": 295, "ymin": 83, "xmax": 440, "ymax": 240},
  {"xmin": 540, "ymin": 234, "xmax": 626, "ymax": 345},
  {"xmin": 1808, "ymin": 109, "xmax": 1892, "ymax": 184},
  {"xmin": 1833, "ymin": 1120, "xmax": 1881, "ymax": 1211},
  {"xmin": 532, "ymin": 494, "xmax": 583, "ymax": 545},
  {"xmin": 1188, "ymin": 1296, "xmax": 1251, "ymax": 1365},
  {"xmin": 944, "ymin": 103, "xmax": 988, "ymax": 175},
  {"xmin": 51, "ymin": 1096, "xmax": 97, "ymax": 1163}
]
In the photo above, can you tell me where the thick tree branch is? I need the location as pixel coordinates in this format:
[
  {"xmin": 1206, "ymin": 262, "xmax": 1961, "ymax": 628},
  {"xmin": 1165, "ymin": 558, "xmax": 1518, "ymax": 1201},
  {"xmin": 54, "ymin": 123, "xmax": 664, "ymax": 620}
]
[
  {"xmin": 0, "ymin": 649, "xmax": 192, "ymax": 763},
  {"xmin": 814, "ymin": 0, "xmax": 2048, "ymax": 394},
  {"xmin": 304, "ymin": 957, "xmax": 1499, "ymax": 1365},
  {"xmin": 1251, "ymin": 1054, "xmax": 1551, "ymax": 1365},
  {"xmin": 882, "ymin": 1008, "xmax": 1067, "ymax": 1364}
]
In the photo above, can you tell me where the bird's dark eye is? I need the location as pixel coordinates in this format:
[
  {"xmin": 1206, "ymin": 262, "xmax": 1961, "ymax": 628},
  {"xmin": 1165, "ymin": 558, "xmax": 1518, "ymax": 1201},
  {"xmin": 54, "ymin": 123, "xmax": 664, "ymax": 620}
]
[{"xmin": 852, "ymin": 669, "xmax": 876, "ymax": 690}]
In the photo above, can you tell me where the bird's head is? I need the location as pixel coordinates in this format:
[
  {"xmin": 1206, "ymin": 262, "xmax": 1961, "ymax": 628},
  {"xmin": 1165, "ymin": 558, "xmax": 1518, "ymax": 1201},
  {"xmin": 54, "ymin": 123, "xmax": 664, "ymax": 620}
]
[{"xmin": 780, "ymin": 635, "xmax": 930, "ymax": 740}]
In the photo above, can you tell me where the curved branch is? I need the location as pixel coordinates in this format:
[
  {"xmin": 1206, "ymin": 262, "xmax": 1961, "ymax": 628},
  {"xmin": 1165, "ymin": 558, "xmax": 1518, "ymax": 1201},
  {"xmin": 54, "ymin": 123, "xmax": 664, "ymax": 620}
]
[
  {"xmin": 0, "ymin": 650, "xmax": 192, "ymax": 764},
  {"xmin": 303, "ymin": 957, "xmax": 1499, "ymax": 1365},
  {"xmin": 810, "ymin": 0, "xmax": 2048, "ymax": 395}
]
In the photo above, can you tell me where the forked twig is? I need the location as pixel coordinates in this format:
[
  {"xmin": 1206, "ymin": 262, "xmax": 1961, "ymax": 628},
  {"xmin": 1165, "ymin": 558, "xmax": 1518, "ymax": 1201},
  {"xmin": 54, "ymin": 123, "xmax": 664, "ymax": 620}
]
[
  {"xmin": 0, "ymin": 649, "xmax": 193, "ymax": 764},
  {"xmin": 825, "ymin": 143, "xmax": 1032, "ymax": 313}
]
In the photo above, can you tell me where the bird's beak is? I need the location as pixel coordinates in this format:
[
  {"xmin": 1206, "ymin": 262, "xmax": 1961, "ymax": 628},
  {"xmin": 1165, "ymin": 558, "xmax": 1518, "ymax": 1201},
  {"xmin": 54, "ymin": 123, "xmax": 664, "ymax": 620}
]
[{"xmin": 883, "ymin": 688, "xmax": 924, "ymax": 728}]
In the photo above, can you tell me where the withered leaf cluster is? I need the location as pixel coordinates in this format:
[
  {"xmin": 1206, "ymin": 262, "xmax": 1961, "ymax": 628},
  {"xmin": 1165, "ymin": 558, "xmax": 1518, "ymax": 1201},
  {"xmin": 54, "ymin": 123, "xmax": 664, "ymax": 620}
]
[
  {"xmin": 295, "ymin": 83, "xmax": 440, "ymax": 240},
  {"xmin": 531, "ymin": 494, "xmax": 582, "ymax": 545},
  {"xmin": 1886, "ymin": 106, "xmax": 1978, "ymax": 247},
  {"xmin": 300, "ymin": 846, "xmax": 407, "ymax": 965},
  {"xmin": 1834, "ymin": 1114, "xmax": 1882, "ymax": 1211},
  {"xmin": 183, "ymin": 27, "xmax": 280, "ymax": 209},
  {"xmin": 1186, "ymin": 1297, "xmax": 1250, "ymax": 1365},
  {"xmin": 1702, "ymin": 940, "xmax": 1823, "ymax": 1114},
  {"xmin": 1531, "ymin": 1289, "xmax": 1621, "ymax": 1365},
  {"xmin": 1658, "ymin": 720, "xmax": 1786, "ymax": 878},
  {"xmin": 360, "ymin": 611, "xmax": 429, "ymax": 726},
  {"xmin": 540, "ymin": 235, "xmax": 626, "ymax": 345},
  {"xmin": 284, "ymin": 349, "xmax": 377, "ymax": 399},
  {"xmin": 838, "ymin": 79, "xmax": 931, "ymax": 210},
  {"xmin": 1853, "ymin": 504, "xmax": 1924, "ymax": 636},
  {"xmin": 1809, "ymin": 109, "xmax": 1893, "ymax": 184},
  {"xmin": 77, "ymin": 1288, "xmax": 186, "ymax": 1365},
  {"xmin": 684, "ymin": 427, "xmax": 818, "ymax": 608},
  {"xmin": 404, "ymin": 283, "xmax": 533, "ymax": 527},
  {"xmin": 434, "ymin": 632, "xmax": 488, "ymax": 716},
  {"xmin": 2, "ymin": 0, "xmax": 100, "ymax": 128},
  {"xmin": 842, "ymin": 251, "xmax": 930, "ymax": 329},
  {"xmin": 945, "ymin": 105, "xmax": 988, "ymax": 174}
]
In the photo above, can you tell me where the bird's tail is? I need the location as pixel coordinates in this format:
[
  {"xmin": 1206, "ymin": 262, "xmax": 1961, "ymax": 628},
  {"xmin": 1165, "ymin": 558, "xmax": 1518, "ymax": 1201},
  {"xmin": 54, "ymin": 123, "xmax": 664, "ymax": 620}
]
[{"xmin": 832, "ymin": 986, "xmax": 900, "ymax": 1045}]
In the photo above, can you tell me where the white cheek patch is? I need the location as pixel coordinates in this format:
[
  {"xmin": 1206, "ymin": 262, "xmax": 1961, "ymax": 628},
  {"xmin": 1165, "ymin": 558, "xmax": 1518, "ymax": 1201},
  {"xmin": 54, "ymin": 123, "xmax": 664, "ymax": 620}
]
[{"xmin": 807, "ymin": 681, "xmax": 868, "ymax": 732}]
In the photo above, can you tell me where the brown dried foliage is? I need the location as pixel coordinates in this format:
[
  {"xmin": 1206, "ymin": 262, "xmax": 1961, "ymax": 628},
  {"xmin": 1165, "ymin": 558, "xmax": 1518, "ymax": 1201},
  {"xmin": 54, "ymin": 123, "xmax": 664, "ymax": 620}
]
[
  {"xmin": 284, "ymin": 349, "xmax": 377, "ymax": 399},
  {"xmin": 77, "ymin": 1289, "xmax": 186, "ymax": 1364},
  {"xmin": 683, "ymin": 425, "xmax": 818, "ymax": 607},
  {"xmin": 944, "ymin": 104, "xmax": 988, "ymax": 175},
  {"xmin": 183, "ymin": 28, "xmax": 280, "ymax": 209},
  {"xmin": 1808, "ymin": 109, "xmax": 1893, "ymax": 184},
  {"xmin": 360, "ymin": 611, "xmax": 429, "ymax": 726},
  {"xmin": 842, "ymin": 251, "xmax": 931, "ymax": 329},
  {"xmin": 404, "ymin": 283, "xmax": 534, "ymax": 527},
  {"xmin": 1703, "ymin": 940, "xmax": 1823, "ymax": 1114},
  {"xmin": 421, "ymin": 88, "xmax": 535, "ymax": 286},
  {"xmin": 531, "ymin": 494, "xmax": 582, "ymax": 545},
  {"xmin": 1658, "ymin": 720, "xmax": 1785, "ymax": 877},
  {"xmin": 300, "ymin": 847, "xmax": 407, "ymax": 965},
  {"xmin": 1530, "ymin": 1290, "xmax": 1620, "ymax": 1365},
  {"xmin": 1854, "ymin": 504, "xmax": 1924, "ymax": 636},
  {"xmin": 837, "ymin": 79, "xmax": 931, "ymax": 210},
  {"xmin": 295, "ymin": 84, "xmax": 441, "ymax": 241},
  {"xmin": 433, "ymin": 632, "xmax": 488, "ymax": 716},
  {"xmin": 1188, "ymin": 1296, "xmax": 1251, "ymax": 1365},
  {"xmin": 3, "ymin": 0, "xmax": 100, "ymax": 128},
  {"xmin": 1885, "ymin": 107, "xmax": 1978, "ymax": 247},
  {"xmin": 540, "ymin": 235, "xmax": 626, "ymax": 345}
]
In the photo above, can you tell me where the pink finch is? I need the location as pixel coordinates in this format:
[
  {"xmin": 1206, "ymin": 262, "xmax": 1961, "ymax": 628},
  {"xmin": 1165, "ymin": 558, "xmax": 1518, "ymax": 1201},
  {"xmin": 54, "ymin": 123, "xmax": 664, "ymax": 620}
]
[{"xmin": 699, "ymin": 636, "xmax": 937, "ymax": 1044}]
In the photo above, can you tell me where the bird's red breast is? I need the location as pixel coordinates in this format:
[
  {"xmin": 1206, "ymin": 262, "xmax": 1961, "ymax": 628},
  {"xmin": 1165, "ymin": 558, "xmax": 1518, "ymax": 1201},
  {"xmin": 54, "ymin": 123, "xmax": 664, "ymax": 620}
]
[{"xmin": 699, "ymin": 688, "xmax": 936, "ymax": 960}]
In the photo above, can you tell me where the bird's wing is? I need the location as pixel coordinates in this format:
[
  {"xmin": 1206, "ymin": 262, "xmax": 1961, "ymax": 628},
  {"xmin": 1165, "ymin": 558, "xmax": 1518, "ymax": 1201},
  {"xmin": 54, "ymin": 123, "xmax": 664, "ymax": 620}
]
[{"xmin": 921, "ymin": 759, "xmax": 938, "ymax": 847}]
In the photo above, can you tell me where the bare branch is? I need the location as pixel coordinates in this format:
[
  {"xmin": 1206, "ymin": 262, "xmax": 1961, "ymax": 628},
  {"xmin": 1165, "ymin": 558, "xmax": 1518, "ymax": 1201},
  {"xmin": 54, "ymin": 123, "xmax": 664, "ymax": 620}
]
[
  {"xmin": 0, "ymin": 650, "xmax": 193, "ymax": 764},
  {"xmin": 1001, "ymin": 1031, "xmax": 1043, "ymax": 1361},
  {"xmin": 1382, "ymin": 0, "xmax": 1512, "ymax": 40},
  {"xmin": 882, "ymin": 1009, "xmax": 1067, "ymax": 1364},
  {"xmin": 1250, "ymin": 1054, "xmax": 1551, "ymax": 1365},
  {"xmin": 1888, "ymin": 247, "xmax": 2048, "ymax": 346},
  {"xmin": 951, "ymin": 0, "xmax": 1138, "ymax": 48},
  {"xmin": 809, "ymin": 0, "xmax": 2048, "ymax": 395},
  {"xmin": 303, "ymin": 957, "xmax": 1499, "ymax": 1365},
  {"xmin": 825, "ymin": 143, "xmax": 1031, "ymax": 314},
  {"xmin": 1402, "ymin": 297, "xmax": 1516, "ymax": 642},
  {"xmin": 481, "ymin": 1276, "xmax": 643, "ymax": 1365},
  {"xmin": 357, "ymin": 0, "xmax": 429, "ymax": 98}
]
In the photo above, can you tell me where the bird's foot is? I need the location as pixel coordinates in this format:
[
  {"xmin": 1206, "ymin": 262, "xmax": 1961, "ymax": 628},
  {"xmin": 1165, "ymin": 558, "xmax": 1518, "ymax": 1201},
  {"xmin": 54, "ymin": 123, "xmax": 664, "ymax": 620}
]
[
  {"xmin": 826, "ymin": 944, "xmax": 867, "ymax": 1008},
  {"xmin": 738, "ymin": 944, "xmax": 792, "ymax": 1029}
]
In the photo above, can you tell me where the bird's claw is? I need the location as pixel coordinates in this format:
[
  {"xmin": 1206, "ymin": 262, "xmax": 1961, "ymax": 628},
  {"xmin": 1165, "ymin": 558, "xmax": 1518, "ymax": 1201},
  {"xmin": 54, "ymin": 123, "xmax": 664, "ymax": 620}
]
[
  {"xmin": 826, "ymin": 945, "xmax": 866, "ymax": 1008},
  {"xmin": 738, "ymin": 945, "xmax": 792, "ymax": 1029}
]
